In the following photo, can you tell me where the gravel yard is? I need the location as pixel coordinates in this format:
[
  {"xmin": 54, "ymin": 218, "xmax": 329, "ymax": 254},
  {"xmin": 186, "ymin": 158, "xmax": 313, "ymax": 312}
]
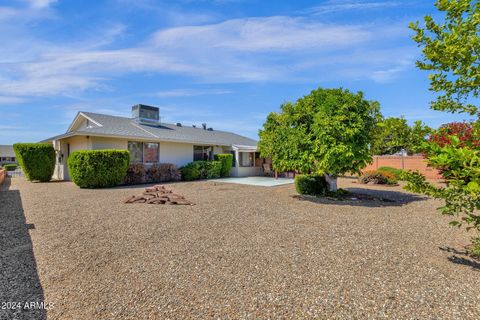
[{"xmin": 1, "ymin": 177, "xmax": 479, "ymax": 319}]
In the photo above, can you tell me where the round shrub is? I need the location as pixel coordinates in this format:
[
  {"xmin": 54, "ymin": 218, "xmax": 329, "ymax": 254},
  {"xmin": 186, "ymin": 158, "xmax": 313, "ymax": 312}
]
[
  {"xmin": 377, "ymin": 166, "xmax": 403, "ymax": 180},
  {"xmin": 214, "ymin": 154, "xmax": 233, "ymax": 177},
  {"xmin": 67, "ymin": 150, "xmax": 129, "ymax": 188},
  {"xmin": 358, "ymin": 170, "xmax": 397, "ymax": 185},
  {"xmin": 180, "ymin": 162, "xmax": 201, "ymax": 181},
  {"xmin": 204, "ymin": 160, "xmax": 222, "ymax": 179},
  {"xmin": 295, "ymin": 174, "xmax": 328, "ymax": 196},
  {"xmin": 13, "ymin": 143, "xmax": 55, "ymax": 182},
  {"xmin": 180, "ymin": 160, "xmax": 222, "ymax": 181},
  {"xmin": 146, "ymin": 163, "xmax": 181, "ymax": 183},
  {"xmin": 3, "ymin": 164, "xmax": 17, "ymax": 171},
  {"xmin": 124, "ymin": 163, "xmax": 146, "ymax": 185},
  {"xmin": 124, "ymin": 163, "xmax": 181, "ymax": 185}
]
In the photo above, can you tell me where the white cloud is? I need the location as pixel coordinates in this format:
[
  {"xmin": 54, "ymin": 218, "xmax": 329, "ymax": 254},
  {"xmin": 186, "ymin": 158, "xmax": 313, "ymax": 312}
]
[
  {"xmin": 0, "ymin": 96, "xmax": 25, "ymax": 104},
  {"xmin": 150, "ymin": 16, "xmax": 371, "ymax": 51},
  {"xmin": 310, "ymin": 1, "xmax": 399, "ymax": 15},
  {"xmin": 24, "ymin": 0, "xmax": 57, "ymax": 9},
  {"xmin": 0, "ymin": 10, "xmax": 415, "ymax": 99},
  {"xmin": 155, "ymin": 89, "xmax": 232, "ymax": 97}
]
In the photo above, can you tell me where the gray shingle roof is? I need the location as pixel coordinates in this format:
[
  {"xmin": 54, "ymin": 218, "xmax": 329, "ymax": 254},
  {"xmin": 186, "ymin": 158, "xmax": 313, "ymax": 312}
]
[
  {"xmin": 45, "ymin": 112, "xmax": 258, "ymax": 147},
  {"xmin": 0, "ymin": 145, "xmax": 15, "ymax": 157}
]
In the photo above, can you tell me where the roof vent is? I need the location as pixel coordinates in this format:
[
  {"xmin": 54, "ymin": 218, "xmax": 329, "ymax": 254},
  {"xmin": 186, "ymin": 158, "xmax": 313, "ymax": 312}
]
[
  {"xmin": 192, "ymin": 125, "xmax": 196, "ymax": 128},
  {"xmin": 132, "ymin": 104, "xmax": 160, "ymax": 126},
  {"xmin": 202, "ymin": 123, "xmax": 207, "ymax": 130},
  {"xmin": 207, "ymin": 128, "xmax": 213, "ymax": 131},
  {"xmin": 176, "ymin": 123, "xmax": 182, "ymax": 127}
]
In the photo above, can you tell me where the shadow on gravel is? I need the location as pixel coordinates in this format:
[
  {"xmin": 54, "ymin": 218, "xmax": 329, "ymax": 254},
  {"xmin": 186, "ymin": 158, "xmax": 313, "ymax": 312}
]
[
  {"xmin": 439, "ymin": 246, "xmax": 480, "ymax": 271},
  {"xmin": 293, "ymin": 187, "xmax": 427, "ymax": 208},
  {"xmin": 0, "ymin": 178, "xmax": 47, "ymax": 319}
]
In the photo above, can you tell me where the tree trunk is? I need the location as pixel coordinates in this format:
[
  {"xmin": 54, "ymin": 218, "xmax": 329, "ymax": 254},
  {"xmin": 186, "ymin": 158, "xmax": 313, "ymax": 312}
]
[{"xmin": 324, "ymin": 173, "xmax": 338, "ymax": 192}]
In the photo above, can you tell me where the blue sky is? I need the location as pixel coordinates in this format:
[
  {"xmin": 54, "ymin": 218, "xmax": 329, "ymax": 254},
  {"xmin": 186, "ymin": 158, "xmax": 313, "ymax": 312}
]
[{"xmin": 0, "ymin": 0, "xmax": 470, "ymax": 144}]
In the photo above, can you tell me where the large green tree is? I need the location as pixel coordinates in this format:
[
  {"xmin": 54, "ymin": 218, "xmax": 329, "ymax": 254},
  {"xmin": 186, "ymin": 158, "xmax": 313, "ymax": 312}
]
[
  {"xmin": 371, "ymin": 117, "xmax": 432, "ymax": 155},
  {"xmin": 405, "ymin": 0, "xmax": 480, "ymax": 255},
  {"xmin": 258, "ymin": 88, "xmax": 380, "ymax": 192},
  {"xmin": 409, "ymin": 120, "xmax": 434, "ymax": 154}
]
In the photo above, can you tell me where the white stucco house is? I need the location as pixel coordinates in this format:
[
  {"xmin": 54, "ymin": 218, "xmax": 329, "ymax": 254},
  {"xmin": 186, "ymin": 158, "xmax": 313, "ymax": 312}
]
[
  {"xmin": 42, "ymin": 104, "xmax": 264, "ymax": 180},
  {"xmin": 0, "ymin": 145, "xmax": 17, "ymax": 165}
]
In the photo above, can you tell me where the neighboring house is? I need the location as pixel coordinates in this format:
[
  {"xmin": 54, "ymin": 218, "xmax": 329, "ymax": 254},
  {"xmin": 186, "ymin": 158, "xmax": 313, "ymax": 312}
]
[
  {"xmin": 42, "ymin": 104, "xmax": 263, "ymax": 180},
  {"xmin": 0, "ymin": 145, "xmax": 16, "ymax": 165}
]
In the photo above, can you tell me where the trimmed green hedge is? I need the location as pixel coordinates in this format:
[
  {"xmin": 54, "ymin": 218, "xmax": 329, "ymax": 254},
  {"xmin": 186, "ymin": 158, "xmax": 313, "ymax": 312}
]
[
  {"xmin": 13, "ymin": 143, "xmax": 55, "ymax": 182},
  {"xmin": 67, "ymin": 150, "xmax": 129, "ymax": 188},
  {"xmin": 180, "ymin": 160, "xmax": 222, "ymax": 181},
  {"xmin": 214, "ymin": 153, "xmax": 233, "ymax": 177},
  {"xmin": 3, "ymin": 164, "xmax": 17, "ymax": 171},
  {"xmin": 295, "ymin": 174, "xmax": 328, "ymax": 196}
]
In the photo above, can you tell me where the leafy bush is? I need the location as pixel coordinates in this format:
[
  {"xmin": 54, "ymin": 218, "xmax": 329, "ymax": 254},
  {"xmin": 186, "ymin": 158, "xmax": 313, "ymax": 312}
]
[
  {"xmin": 203, "ymin": 161, "xmax": 222, "ymax": 179},
  {"xmin": 124, "ymin": 163, "xmax": 181, "ymax": 185},
  {"xmin": 471, "ymin": 237, "xmax": 480, "ymax": 258},
  {"xmin": 67, "ymin": 150, "xmax": 129, "ymax": 188},
  {"xmin": 358, "ymin": 170, "xmax": 397, "ymax": 185},
  {"xmin": 377, "ymin": 166, "xmax": 403, "ymax": 180},
  {"xmin": 180, "ymin": 160, "xmax": 222, "ymax": 181},
  {"xmin": 180, "ymin": 162, "xmax": 201, "ymax": 181},
  {"xmin": 124, "ymin": 163, "xmax": 146, "ymax": 185},
  {"xmin": 13, "ymin": 143, "xmax": 55, "ymax": 182},
  {"xmin": 214, "ymin": 154, "xmax": 233, "ymax": 177},
  {"xmin": 295, "ymin": 174, "xmax": 329, "ymax": 196},
  {"xmin": 3, "ymin": 164, "xmax": 17, "ymax": 171},
  {"xmin": 146, "ymin": 163, "xmax": 181, "ymax": 183}
]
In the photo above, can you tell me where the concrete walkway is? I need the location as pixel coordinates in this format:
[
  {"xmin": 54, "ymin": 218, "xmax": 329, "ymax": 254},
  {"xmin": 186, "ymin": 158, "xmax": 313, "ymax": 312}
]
[{"xmin": 211, "ymin": 176, "xmax": 294, "ymax": 187}]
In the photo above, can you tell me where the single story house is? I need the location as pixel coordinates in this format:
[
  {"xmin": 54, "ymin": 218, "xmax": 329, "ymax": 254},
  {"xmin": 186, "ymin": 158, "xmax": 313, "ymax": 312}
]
[
  {"xmin": 0, "ymin": 145, "xmax": 16, "ymax": 165},
  {"xmin": 43, "ymin": 104, "xmax": 265, "ymax": 180}
]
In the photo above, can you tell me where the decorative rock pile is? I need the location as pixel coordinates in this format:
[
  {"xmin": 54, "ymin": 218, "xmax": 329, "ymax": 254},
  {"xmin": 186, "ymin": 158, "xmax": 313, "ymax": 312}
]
[{"xmin": 124, "ymin": 185, "xmax": 195, "ymax": 205}]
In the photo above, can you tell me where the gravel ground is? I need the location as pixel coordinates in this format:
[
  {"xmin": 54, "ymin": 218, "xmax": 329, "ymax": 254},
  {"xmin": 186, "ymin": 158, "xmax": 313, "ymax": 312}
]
[{"xmin": 1, "ymin": 177, "xmax": 479, "ymax": 319}]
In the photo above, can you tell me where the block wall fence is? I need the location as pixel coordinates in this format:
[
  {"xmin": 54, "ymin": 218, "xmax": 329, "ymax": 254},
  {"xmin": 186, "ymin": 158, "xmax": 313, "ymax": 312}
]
[{"xmin": 363, "ymin": 156, "xmax": 442, "ymax": 179}]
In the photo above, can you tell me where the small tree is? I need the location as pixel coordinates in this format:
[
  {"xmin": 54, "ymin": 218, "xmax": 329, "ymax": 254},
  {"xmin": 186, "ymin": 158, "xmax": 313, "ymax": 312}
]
[
  {"xmin": 409, "ymin": 120, "xmax": 433, "ymax": 154},
  {"xmin": 410, "ymin": 0, "xmax": 480, "ymax": 115},
  {"xmin": 405, "ymin": 0, "xmax": 480, "ymax": 254},
  {"xmin": 259, "ymin": 87, "xmax": 380, "ymax": 192},
  {"xmin": 371, "ymin": 117, "xmax": 431, "ymax": 155},
  {"xmin": 429, "ymin": 121, "xmax": 480, "ymax": 148},
  {"xmin": 371, "ymin": 117, "xmax": 412, "ymax": 155}
]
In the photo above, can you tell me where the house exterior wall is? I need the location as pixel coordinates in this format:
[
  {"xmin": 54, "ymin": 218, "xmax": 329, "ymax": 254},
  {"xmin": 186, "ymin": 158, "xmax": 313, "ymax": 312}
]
[
  {"xmin": 52, "ymin": 135, "xmax": 92, "ymax": 180},
  {"xmin": 234, "ymin": 166, "xmax": 263, "ymax": 177},
  {"xmin": 91, "ymin": 137, "xmax": 127, "ymax": 150},
  {"xmin": 90, "ymin": 137, "xmax": 196, "ymax": 168},
  {"xmin": 159, "ymin": 141, "xmax": 194, "ymax": 168},
  {"xmin": 52, "ymin": 135, "xmax": 254, "ymax": 180}
]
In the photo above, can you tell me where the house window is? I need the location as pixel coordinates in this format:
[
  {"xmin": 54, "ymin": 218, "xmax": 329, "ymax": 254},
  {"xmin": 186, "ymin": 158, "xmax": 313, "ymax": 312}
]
[
  {"xmin": 128, "ymin": 142, "xmax": 143, "ymax": 163},
  {"xmin": 143, "ymin": 142, "xmax": 159, "ymax": 163},
  {"xmin": 194, "ymin": 146, "xmax": 212, "ymax": 161},
  {"xmin": 128, "ymin": 141, "xmax": 159, "ymax": 164},
  {"xmin": 239, "ymin": 152, "xmax": 253, "ymax": 167},
  {"xmin": 239, "ymin": 152, "xmax": 261, "ymax": 167}
]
